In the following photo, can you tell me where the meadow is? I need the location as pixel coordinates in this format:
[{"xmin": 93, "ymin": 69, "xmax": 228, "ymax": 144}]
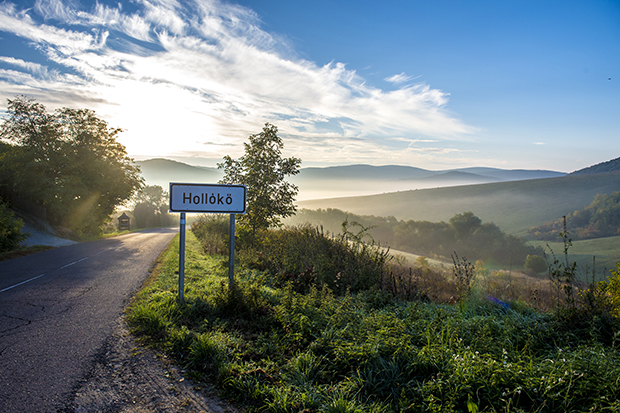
[
  {"xmin": 530, "ymin": 236, "xmax": 620, "ymax": 281},
  {"xmin": 127, "ymin": 221, "xmax": 620, "ymax": 412}
]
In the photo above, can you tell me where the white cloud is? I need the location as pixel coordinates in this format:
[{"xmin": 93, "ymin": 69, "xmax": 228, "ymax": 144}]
[
  {"xmin": 0, "ymin": 0, "xmax": 475, "ymax": 167},
  {"xmin": 0, "ymin": 56, "xmax": 51, "ymax": 77},
  {"xmin": 384, "ymin": 72, "xmax": 421, "ymax": 84},
  {"xmin": 34, "ymin": 0, "xmax": 80, "ymax": 22}
]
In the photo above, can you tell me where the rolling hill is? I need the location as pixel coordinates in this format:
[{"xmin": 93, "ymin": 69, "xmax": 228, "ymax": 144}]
[
  {"xmin": 135, "ymin": 159, "xmax": 566, "ymax": 201},
  {"xmin": 136, "ymin": 158, "xmax": 222, "ymax": 190},
  {"xmin": 570, "ymin": 156, "xmax": 620, "ymax": 175},
  {"xmin": 296, "ymin": 171, "xmax": 620, "ymax": 236}
]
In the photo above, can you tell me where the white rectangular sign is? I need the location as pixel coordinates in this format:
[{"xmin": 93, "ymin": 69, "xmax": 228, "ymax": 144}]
[{"xmin": 169, "ymin": 183, "xmax": 246, "ymax": 213}]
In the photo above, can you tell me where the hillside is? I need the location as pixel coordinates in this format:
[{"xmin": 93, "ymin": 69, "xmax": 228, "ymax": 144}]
[
  {"xmin": 296, "ymin": 171, "xmax": 620, "ymax": 236},
  {"xmin": 136, "ymin": 158, "xmax": 222, "ymax": 190},
  {"xmin": 134, "ymin": 158, "xmax": 566, "ymax": 201},
  {"xmin": 570, "ymin": 156, "xmax": 620, "ymax": 175}
]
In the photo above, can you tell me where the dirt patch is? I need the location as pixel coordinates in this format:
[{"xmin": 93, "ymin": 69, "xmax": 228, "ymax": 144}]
[{"xmin": 63, "ymin": 319, "xmax": 240, "ymax": 413}]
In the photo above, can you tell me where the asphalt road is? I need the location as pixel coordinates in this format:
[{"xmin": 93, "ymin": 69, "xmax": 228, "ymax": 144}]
[{"xmin": 0, "ymin": 228, "xmax": 178, "ymax": 412}]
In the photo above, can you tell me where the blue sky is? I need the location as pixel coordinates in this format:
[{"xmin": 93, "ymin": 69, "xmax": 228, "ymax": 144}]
[{"xmin": 0, "ymin": 0, "xmax": 618, "ymax": 172}]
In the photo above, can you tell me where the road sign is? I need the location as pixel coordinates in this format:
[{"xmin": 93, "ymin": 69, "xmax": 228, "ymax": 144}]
[
  {"xmin": 169, "ymin": 182, "xmax": 246, "ymax": 303},
  {"xmin": 169, "ymin": 183, "xmax": 246, "ymax": 214}
]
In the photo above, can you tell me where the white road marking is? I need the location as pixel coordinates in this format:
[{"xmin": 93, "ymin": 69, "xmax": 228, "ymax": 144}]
[
  {"xmin": 58, "ymin": 257, "xmax": 88, "ymax": 269},
  {"xmin": 0, "ymin": 273, "xmax": 46, "ymax": 293},
  {"xmin": 1, "ymin": 256, "xmax": 90, "ymax": 293}
]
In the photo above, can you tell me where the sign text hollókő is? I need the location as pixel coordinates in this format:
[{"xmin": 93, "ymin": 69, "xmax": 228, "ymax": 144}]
[{"xmin": 169, "ymin": 183, "xmax": 246, "ymax": 214}]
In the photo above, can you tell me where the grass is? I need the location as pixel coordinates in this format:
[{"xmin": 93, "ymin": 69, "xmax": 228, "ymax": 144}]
[
  {"xmin": 127, "ymin": 226, "xmax": 620, "ymax": 413},
  {"xmin": 530, "ymin": 236, "xmax": 620, "ymax": 280}
]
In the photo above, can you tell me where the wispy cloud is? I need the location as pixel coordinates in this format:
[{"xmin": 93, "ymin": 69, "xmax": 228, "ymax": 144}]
[
  {"xmin": 0, "ymin": 0, "xmax": 475, "ymax": 166},
  {"xmin": 384, "ymin": 72, "xmax": 419, "ymax": 84}
]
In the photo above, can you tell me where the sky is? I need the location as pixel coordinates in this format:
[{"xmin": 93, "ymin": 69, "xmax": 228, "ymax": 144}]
[{"xmin": 0, "ymin": 0, "xmax": 618, "ymax": 172}]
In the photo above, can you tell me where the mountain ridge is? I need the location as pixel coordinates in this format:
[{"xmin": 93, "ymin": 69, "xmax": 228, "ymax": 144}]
[
  {"xmin": 570, "ymin": 156, "xmax": 620, "ymax": 175},
  {"xmin": 136, "ymin": 158, "xmax": 567, "ymax": 200}
]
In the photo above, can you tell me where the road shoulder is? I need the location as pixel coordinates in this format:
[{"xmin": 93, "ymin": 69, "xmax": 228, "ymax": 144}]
[{"xmin": 65, "ymin": 317, "xmax": 239, "ymax": 413}]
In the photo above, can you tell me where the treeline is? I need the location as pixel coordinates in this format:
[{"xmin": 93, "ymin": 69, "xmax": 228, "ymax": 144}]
[
  {"xmin": 528, "ymin": 191, "xmax": 620, "ymax": 241},
  {"xmin": 0, "ymin": 96, "xmax": 143, "ymax": 237},
  {"xmin": 131, "ymin": 185, "xmax": 176, "ymax": 229},
  {"xmin": 287, "ymin": 208, "xmax": 542, "ymax": 267}
]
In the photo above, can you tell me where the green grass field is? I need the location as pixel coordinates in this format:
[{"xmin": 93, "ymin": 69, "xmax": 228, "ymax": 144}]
[{"xmin": 529, "ymin": 235, "xmax": 620, "ymax": 281}]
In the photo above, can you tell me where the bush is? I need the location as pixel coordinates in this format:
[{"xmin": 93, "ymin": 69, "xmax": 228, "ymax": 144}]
[
  {"xmin": 525, "ymin": 254, "xmax": 547, "ymax": 273},
  {"xmin": 242, "ymin": 222, "xmax": 391, "ymax": 295},
  {"xmin": 0, "ymin": 201, "xmax": 27, "ymax": 252}
]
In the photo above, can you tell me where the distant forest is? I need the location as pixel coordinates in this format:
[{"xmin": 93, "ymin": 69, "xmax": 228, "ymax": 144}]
[
  {"xmin": 570, "ymin": 156, "xmax": 620, "ymax": 175},
  {"xmin": 528, "ymin": 191, "xmax": 620, "ymax": 241},
  {"xmin": 287, "ymin": 209, "xmax": 543, "ymax": 267}
]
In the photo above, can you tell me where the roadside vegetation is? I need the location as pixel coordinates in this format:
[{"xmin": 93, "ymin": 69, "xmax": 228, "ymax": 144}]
[
  {"xmin": 127, "ymin": 218, "xmax": 620, "ymax": 412},
  {"xmin": 0, "ymin": 199, "xmax": 26, "ymax": 252}
]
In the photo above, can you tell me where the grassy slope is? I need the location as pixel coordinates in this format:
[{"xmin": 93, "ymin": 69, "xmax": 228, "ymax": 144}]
[
  {"xmin": 297, "ymin": 171, "xmax": 620, "ymax": 236},
  {"xmin": 530, "ymin": 235, "xmax": 620, "ymax": 278}
]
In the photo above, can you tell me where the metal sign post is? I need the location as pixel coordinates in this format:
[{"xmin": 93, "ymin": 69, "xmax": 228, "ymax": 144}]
[
  {"xmin": 228, "ymin": 214, "xmax": 235, "ymax": 289},
  {"xmin": 179, "ymin": 212, "xmax": 186, "ymax": 303},
  {"xmin": 169, "ymin": 183, "xmax": 246, "ymax": 303}
]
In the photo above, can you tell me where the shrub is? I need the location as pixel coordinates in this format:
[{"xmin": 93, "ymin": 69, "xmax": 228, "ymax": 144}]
[
  {"xmin": 605, "ymin": 264, "xmax": 620, "ymax": 318},
  {"xmin": 525, "ymin": 254, "xmax": 547, "ymax": 273},
  {"xmin": 0, "ymin": 201, "xmax": 27, "ymax": 252},
  {"xmin": 243, "ymin": 222, "xmax": 391, "ymax": 295}
]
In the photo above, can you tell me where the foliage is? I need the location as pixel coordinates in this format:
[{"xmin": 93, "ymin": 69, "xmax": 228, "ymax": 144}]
[
  {"xmin": 0, "ymin": 200, "xmax": 27, "ymax": 252},
  {"xmin": 241, "ymin": 221, "xmax": 391, "ymax": 295},
  {"xmin": 524, "ymin": 254, "xmax": 547, "ymax": 274},
  {"xmin": 132, "ymin": 185, "xmax": 175, "ymax": 228},
  {"xmin": 0, "ymin": 96, "xmax": 143, "ymax": 237},
  {"xmin": 218, "ymin": 123, "xmax": 301, "ymax": 235},
  {"xmin": 598, "ymin": 263, "xmax": 620, "ymax": 318},
  {"xmin": 529, "ymin": 191, "xmax": 620, "ymax": 240},
  {"xmin": 128, "ymin": 230, "xmax": 620, "ymax": 412},
  {"xmin": 289, "ymin": 208, "xmax": 542, "ymax": 267}
]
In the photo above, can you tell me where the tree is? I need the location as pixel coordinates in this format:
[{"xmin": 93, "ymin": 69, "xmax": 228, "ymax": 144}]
[
  {"xmin": 218, "ymin": 123, "xmax": 301, "ymax": 234},
  {"xmin": 449, "ymin": 211, "xmax": 482, "ymax": 240},
  {"xmin": 0, "ymin": 96, "xmax": 143, "ymax": 236},
  {"xmin": 132, "ymin": 185, "xmax": 174, "ymax": 228}
]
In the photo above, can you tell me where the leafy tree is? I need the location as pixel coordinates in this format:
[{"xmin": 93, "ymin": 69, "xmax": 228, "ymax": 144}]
[
  {"xmin": 218, "ymin": 123, "xmax": 301, "ymax": 234},
  {"xmin": 449, "ymin": 211, "xmax": 482, "ymax": 240},
  {"xmin": 132, "ymin": 185, "xmax": 174, "ymax": 228},
  {"xmin": 0, "ymin": 96, "xmax": 143, "ymax": 236}
]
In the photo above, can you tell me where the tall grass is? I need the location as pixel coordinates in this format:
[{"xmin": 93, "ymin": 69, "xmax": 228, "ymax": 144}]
[{"xmin": 127, "ymin": 225, "xmax": 620, "ymax": 412}]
